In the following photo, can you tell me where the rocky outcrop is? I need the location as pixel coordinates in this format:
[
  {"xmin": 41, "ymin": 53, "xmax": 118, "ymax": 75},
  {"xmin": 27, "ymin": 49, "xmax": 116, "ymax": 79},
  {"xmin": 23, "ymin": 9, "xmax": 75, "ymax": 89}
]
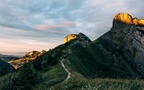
[
  {"xmin": 114, "ymin": 13, "xmax": 133, "ymax": 24},
  {"xmin": 113, "ymin": 13, "xmax": 144, "ymax": 26},
  {"xmin": 133, "ymin": 18, "xmax": 139, "ymax": 25},
  {"xmin": 64, "ymin": 34, "xmax": 77, "ymax": 44},
  {"xmin": 8, "ymin": 50, "xmax": 46, "ymax": 69},
  {"xmin": 64, "ymin": 33, "xmax": 91, "ymax": 47},
  {"xmin": 138, "ymin": 19, "xmax": 144, "ymax": 26},
  {"xmin": 100, "ymin": 13, "xmax": 144, "ymax": 77}
]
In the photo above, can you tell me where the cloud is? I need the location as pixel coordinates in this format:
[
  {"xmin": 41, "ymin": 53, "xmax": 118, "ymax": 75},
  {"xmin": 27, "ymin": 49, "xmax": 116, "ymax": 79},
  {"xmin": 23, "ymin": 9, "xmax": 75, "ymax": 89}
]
[
  {"xmin": 36, "ymin": 21, "xmax": 75, "ymax": 30},
  {"xmin": 0, "ymin": 38, "xmax": 57, "ymax": 53}
]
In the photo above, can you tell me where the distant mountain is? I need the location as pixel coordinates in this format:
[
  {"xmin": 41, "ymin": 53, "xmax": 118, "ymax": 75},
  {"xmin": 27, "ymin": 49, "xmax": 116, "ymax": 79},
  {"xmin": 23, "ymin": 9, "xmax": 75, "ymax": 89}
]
[
  {"xmin": 1, "ymin": 13, "xmax": 144, "ymax": 90},
  {"xmin": 0, "ymin": 59, "xmax": 14, "ymax": 76},
  {"xmin": 0, "ymin": 54, "xmax": 20, "ymax": 62},
  {"xmin": 8, "ymin": 50, "xmax": 46, "ymax": 69}
]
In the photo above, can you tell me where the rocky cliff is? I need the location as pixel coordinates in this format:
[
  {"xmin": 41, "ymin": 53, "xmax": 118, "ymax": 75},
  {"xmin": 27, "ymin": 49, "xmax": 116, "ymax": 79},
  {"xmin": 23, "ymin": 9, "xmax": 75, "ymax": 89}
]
[
  {"xmin": 101, "ymin": 13, "xmax": 144, "ymax": 77},
  {"xmin": 64, "ymin": 34, "xmax": 77, "ymax": 44},
  {"xmin": 114, "ymin": 13, "xmax": 144, "ymax": 26},
  {"xmin": 8, "ymin": 50, "xmax": 46, "ymax": 69}
]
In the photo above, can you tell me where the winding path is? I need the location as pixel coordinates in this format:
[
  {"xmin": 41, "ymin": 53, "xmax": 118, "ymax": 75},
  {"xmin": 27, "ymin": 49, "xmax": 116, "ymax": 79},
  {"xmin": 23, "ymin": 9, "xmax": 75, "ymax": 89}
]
[{"xmin": 60, "ymin": 58, "xmax": 71, "ymax": 82}]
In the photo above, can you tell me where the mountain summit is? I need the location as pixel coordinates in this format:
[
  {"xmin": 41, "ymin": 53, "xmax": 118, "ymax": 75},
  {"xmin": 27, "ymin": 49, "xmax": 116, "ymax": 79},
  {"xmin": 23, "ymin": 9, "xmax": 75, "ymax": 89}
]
[{"xmin": 113, "ymin": 13, "xmax": 144, "ymax": 26}]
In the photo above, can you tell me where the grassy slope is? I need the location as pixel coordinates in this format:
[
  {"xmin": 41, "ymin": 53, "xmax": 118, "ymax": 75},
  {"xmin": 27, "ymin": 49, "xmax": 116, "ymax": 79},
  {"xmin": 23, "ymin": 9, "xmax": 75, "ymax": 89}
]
[
  {"xmin": 63, "ymin": 37, "xmax": 139, "ymax": 79},
  {"xmin": 33, "ymin": 63, "xmax": 67, "ymax": 89},
  {"xmin": 0, "ymin": 30, "xmax": 143, "ymax": 89}
]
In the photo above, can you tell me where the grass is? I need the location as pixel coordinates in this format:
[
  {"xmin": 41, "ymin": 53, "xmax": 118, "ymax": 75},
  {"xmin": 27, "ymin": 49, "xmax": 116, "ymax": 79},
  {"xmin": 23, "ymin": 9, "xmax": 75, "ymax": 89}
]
[
  {"xmin": 33, "ymin": 63, "xmax": 67, "ymax": 89},
  {"xmin": 50, "ymin": 77, "xmax": 144, "ymax": 90}
]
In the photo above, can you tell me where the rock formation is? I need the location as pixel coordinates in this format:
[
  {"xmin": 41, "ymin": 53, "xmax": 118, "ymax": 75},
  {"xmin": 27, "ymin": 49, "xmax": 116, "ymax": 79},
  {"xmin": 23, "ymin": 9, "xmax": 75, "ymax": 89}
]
[
  {"xmin": 138, "ymin": 19, "xmax": 144, "ymax": 26},
  {"xmin": 133, "ymin": 18, "xmax": 139, "ymax": 25},
  {"xmin": 100, "ymin": 13, "xmax": 144, "ymax": 77},
  {"xmin": 64, "ymin": 34, "xmax": 77, "ymax": 44},
  {"xmin": 114, "ymin": 13, "xmax": 144, "ymax": 26},
  {"xmin": 64, "ymin": 33, "xmax": 91, "ymax": 47},
  {"xmin": 8, "ymin": 50, "xmax": 46, "ymax": 69},
  {"xmin": 114, "ymin": 13, "xmax": 132, "ymax": 24}
]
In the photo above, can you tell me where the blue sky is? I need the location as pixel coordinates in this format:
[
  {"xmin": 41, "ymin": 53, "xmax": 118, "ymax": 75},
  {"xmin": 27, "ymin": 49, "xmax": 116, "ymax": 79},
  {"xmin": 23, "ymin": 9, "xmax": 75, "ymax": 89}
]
[{"xmin": 0, "ymin": 0, "xmax": 144, "ymax": 55}]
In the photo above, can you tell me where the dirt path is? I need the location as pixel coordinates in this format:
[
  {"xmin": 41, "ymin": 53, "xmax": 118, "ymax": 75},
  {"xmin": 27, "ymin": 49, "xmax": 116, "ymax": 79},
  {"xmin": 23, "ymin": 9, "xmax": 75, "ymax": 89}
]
[{"xmin": 60, "ymin": 58, "xmax": 71, "ymax": 82}]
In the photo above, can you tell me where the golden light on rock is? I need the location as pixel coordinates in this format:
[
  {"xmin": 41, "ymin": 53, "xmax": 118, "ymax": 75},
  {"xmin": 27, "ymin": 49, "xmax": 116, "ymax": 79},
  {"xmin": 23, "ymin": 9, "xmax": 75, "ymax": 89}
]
[
  {"xmin": 114, "ymin": 13, "xmax": 144, "ymax": 26},
  {"xmin": 138, "ymin": 19, "xmax": 144, "ymax": 25},
  {"xmin": 114, "ymin": 13, "xmax": 132, "ymax": 24},
  {"xmin": 64, "ymin": 34, "xmax": 77, "ymax": 44},
  {"xmin": 133, "ymin": 18, "xmax": 139, "ymax": 25}
]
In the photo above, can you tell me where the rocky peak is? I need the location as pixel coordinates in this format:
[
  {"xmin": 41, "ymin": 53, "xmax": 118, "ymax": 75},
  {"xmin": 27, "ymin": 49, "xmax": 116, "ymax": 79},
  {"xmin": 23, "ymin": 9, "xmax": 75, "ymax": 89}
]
[
  {"xmin": 133, "ymin": 18, "xmax": 139, "ymax": 25},
  {"xmin": 25, "ymin": 50, "xmax": 46, "ymax": 58},
  {"xmin": 8, "ymin": 50, "xmax": 46, "ymax": 69},
  {"xmin": 64, "ymin": 33, "xmax": 91, "ymax": 47},
  {"xmin": 113, "ymin": 13, "xmax": 144, "ymax": 27},
  {"xmin": 114, "ymin": 13, "xmax": 133, "ymax": 24},
  {"xmin": 102, "ymin": 13, "xmax": 144, "ymax": 77},
  {"xmin": 138, "ymin": 19, "xmax": 144, "ymax": 26}
]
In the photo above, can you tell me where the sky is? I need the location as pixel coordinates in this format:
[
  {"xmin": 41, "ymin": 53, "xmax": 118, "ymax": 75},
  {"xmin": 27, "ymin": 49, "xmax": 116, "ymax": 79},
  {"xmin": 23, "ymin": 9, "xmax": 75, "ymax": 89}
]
[{"xmin": 0, "ymin": 0, "xmax": 144, "ymax": 56}]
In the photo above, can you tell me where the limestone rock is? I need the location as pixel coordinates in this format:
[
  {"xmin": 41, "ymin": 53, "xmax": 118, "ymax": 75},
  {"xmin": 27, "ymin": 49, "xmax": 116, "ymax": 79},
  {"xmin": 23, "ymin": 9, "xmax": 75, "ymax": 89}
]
[
  {"xmin": 133, "ymin": 18, "xmax": 139, "ymax": 25},
  {"xmin": 138, "ymin": 19, "xmax": 144, "ymax": 26},
  {"xmin": 114, "ymin": 13, "xmax": 133, "ymax": 24},
  {"xmin": 64, "ymin": 34, "xmax": 77, "ymax": 44},
  {"xmin": 64, "ymin": 33, "xmax": 91, "ymax": 47},
  {"xmin": 8, "ymin": 50, "xmax": 46, "ymax": 69}
]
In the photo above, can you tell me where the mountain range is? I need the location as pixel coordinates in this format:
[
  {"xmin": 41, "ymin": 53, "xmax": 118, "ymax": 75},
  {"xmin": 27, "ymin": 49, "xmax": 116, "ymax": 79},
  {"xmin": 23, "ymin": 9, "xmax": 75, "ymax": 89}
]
[{"xmin": 0, "ymin": 13, "xmax": 144, "ymax": 90}]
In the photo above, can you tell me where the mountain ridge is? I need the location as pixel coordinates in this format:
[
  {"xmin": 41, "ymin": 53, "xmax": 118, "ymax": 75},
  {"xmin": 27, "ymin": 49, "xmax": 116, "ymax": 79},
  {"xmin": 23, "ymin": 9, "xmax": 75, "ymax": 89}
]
[{"xmin": 1, "ymin": 13, "xmax": 144, "ymax": 90}]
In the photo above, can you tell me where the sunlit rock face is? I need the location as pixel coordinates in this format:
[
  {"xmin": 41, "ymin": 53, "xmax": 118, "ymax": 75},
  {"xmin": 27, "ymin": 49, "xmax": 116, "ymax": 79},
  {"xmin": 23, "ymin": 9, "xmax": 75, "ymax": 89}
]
[
  {"xmin": 8, "ymin": 50, "xmax": 46, "ymax": 69},
  {"xmin": 138, "ymin": 19, "xmax": 144, "ymax": 26},
  {"xmin": 114, "ymin": 13, "xmax": 133, "ymax": 24},
  {"xmin": 133, "ymin": 18, "xmax": 139, "ymax": 25},
  {"xmin": 103, "ymin": 13, "xmax": 144, "ymax": 76},
  {"xmin": 64, "ymin": 34, "xmax": 78, "ymax": 44},
  {"xmin": 114, "ymin": 13, "xmax": 144, "ymax": 26}
]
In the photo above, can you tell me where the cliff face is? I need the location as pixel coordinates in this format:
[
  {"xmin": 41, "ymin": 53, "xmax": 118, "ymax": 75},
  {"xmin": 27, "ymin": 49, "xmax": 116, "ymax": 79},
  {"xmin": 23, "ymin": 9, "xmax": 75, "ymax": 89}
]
[
  {"xmin": 64, "ymin": 34, "xmax": 77, "ymax": 44},
  {"xmin": 114, "ymin": 13, "xmax": 144, "ymax": 26},
  {"xmin": 8, "ymin": 50, "xmax": 46, "ymax": 69},
  {"xmin": 100, "ymin": 13, "xmax": 144, "ymax": 77}
]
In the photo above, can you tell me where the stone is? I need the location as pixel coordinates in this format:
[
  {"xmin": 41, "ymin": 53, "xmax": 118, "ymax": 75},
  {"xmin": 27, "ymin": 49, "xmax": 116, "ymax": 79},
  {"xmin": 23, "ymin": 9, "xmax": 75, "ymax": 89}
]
[
  {"xmin": 114, "ymin": 13, "xmax": 133, "ymax": 24},
  {"xmin": 138, "ymin": 19, "xmax": 144, "ymax": 26},
  {"xmin": 133, "ymin": 18, "xmax": 139, "ymax": 25},
  {"xmin": 64, "ymin": 34, "xmax": 77, "ymax": 44}
]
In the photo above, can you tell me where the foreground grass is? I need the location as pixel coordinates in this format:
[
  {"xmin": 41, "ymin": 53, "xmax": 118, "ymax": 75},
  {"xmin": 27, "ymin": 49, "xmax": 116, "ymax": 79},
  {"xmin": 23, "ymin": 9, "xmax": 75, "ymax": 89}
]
[{"xmin": 50, "ymin": 78, "xmax": 144, "ymax": 90}]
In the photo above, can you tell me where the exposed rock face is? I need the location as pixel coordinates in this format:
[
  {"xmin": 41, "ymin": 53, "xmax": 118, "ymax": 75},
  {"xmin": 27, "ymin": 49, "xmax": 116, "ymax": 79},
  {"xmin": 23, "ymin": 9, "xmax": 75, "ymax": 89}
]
[
  {"xmin": 133, "ymin": 18, "xmax": 139, "ymax": 25},
  {"xmin": 64, "ymin": 34, "xmax": 77, "ymax": 44},
  {"xmin": 100, "ymin": 13, "xmax": 144, "ymax": 77},
  {"xmin": 8, "ymin": 50, "xmax": 46, "ymax": 69},
  {"xmin": 138, "ymin": 19, "xmax": 144, "ymax": 26},
  {"xmin": 0, "ymin": 59, "xmax": 14, "ymax": 76},
  {"xmin": 114, "ymin": 13, "xmax": 144, "ymax": 26},
  {"xmin": 114, "ymin": 13, "xmax": 133, "ymax": 24},
  {"xmin": 64, "ymin": 33, "xmax": 91, "ymax": 47}
]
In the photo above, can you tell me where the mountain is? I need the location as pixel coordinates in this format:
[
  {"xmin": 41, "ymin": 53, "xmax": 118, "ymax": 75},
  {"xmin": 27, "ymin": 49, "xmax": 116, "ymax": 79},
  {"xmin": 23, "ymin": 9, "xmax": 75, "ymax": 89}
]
[
  {"xmin": 0, "ymin": 54, "xmax": 19, "ymax": 62},
  {"xmin": 8, "ymin": 50, "xmax": 46, "ymax": 69},
  {"xmin": 1, "ymin": 13, "xmax": 144, "ymax": 90},
  {"xmin": 0, "ymin": 59, "xmax": 14, "ymax": 76}
]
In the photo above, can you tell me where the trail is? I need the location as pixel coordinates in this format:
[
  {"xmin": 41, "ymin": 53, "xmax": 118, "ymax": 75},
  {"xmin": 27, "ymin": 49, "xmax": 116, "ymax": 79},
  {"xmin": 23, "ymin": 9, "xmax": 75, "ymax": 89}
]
[{"xmin": 60, "ymin": 58, "xmax": 71, "ymax": 82}]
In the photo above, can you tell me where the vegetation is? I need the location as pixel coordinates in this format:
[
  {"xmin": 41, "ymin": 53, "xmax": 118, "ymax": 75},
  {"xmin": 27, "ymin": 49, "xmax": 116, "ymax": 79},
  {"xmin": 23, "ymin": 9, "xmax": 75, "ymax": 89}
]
[{"xmin": 0, "ymin": 30, "xmax": 144, "ymax": 89}]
